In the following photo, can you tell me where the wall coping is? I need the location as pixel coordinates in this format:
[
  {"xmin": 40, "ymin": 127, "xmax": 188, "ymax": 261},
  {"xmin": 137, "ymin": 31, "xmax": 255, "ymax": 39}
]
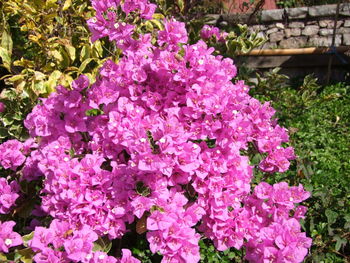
[{"xmin": 217, "ymin": 3, "xmax": 350, "ymax": 24}]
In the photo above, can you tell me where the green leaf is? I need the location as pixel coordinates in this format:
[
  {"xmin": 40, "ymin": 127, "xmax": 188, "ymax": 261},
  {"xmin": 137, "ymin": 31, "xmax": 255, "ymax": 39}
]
[
  {"xmin": 176, "ymin": 0, "xmax": 185, "ymax": 12},
  {"xmin": 2, "ymin": 113, "xmax": 14, "ymax": 126},
  {"xmin": 0, "ymin": 127, "xmax": 8, "ymax": 138},
  {"xmin": 334, "ymin": 235, "xmax": 347, "ymax": 251},
  {"xmin": 325, "ymin": 209, "xmax": 338, "ymax": 225},
  {"xmin": 86, "ymin": 108, "xmax": 103, "ymax": 116},
  {"xmin": 22, "ymin": 232, "xmax": 34, "ymax": 247},
  {"xmin": 93, "ymin": 236, "xmax": 112, "ymax": 253},
  {"xmin": 79, "ymin": 58, "xmax": 95, "ymax": 73},
  {"xmin": 344, "ymin": 214, "xmax": 350, "ymax": 230},
  {"xmin": 59, "ymin": 48, "xmax": 71, "ymax": 68},
  {"xmin": 16, "ymin": 248, "xmax": 35, "ymax": 263},
  {"xmin": 12, "ymin": 111, "xmax": 23, "ymax": 121}
]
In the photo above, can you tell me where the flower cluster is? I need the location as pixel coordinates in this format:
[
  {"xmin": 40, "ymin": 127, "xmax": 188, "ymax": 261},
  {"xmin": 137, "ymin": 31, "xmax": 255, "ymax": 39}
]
[
  {"xmin": 0, "ymin": 177, "xmax": 20, "ymax": 214},
  {"xmin": 28, "ymin": 219, "xmax": 129, "ymax": 263},
  {"xmin": 0, "ymin": 0, "xmax": 311, "ymax": 262},
  {"xmin": 0, "ymin": 139, "xmax": 26, "ymax": 170},
  {"xmin": 200, "ymin": 25, "xmax": 228, "ymax": 43},
  {"xmin": 87, "ymin": 0, "xmax": 156, "ymax": 45},
  {"xmin": 243, "ymin": 183, "xmax": 311, "ymax": 262},
  {"xmin": 0, "ymin": 221, "xmax": 22, "ymax": 253}
]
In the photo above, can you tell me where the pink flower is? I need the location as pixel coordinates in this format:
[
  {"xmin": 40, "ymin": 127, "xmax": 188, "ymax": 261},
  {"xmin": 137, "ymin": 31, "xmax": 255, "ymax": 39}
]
[
  {"xmin": 0, "ymin": 102, "xmax": 5, "ymax": 113},
  {"xmin": 0, "ymin": 178, "xmax": 19, "ymax": 214},
  {"xmin": 158, "ymin": 19, "xmax": 188, "ymax": 51},
  {"xmin": 0, "ymin": 221, "xmax": 22, "ymax": 253},
  {"xmin": 0, "ymin": 140, "xmax": 26, "ymax": 170}
]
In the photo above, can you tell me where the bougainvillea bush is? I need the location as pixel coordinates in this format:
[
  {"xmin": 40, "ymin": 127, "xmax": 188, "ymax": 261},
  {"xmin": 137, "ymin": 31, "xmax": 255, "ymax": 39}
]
[{"xmin": 0, "ymin": 0, "xmax": 312, "ymax": 262}]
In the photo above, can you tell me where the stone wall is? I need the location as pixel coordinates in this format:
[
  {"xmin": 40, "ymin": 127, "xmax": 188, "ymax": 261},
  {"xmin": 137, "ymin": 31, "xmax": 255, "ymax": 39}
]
[{"xmin": 219, "ymin": 3, "xmax": 350, "ymax": 49}]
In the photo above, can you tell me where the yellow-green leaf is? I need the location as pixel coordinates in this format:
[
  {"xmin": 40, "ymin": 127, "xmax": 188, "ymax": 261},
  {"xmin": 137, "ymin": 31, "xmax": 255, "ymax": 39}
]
[
  {"xmin": 34, "ymin": 71, "xmax": 46, "ymax": 81},
  {"xmin": 150, "ymin": 19, "xmax": 164, "ymax": 30},
  {"xmin": 15, "ymin": 80, "xmax": 26, "ymax": 93},
  {"xmin": 92, "ymin": 40, "xmax": 103, "ymax": 58},
  {"xmin": 13, "ymin": 58, "xmax": 35, "ymax": 68},
  {"xmin": 93, "ymin": 236, "xmax": 112, "ymax": 253},
  {"xmin": 0, "ymin": 253, "xmax": 7, "ymax": 261},
  {"xmin": 5, "ymin": 74, "xmax": 24, "ymax": 83},
  {"xmin": 22, "ymin": 232, "xmax": 34, "ymax": 247},
  {"xmin": 60, "ymin": 48, "xmax": 71, "ymax": 68},
  {"xmin": 177, "ymin": 0, "xmax": 185, "ymax": 12},
  {"xmin": 144, "ymin": 21, "xmax": 154, "ymax": 32},
  {"xmin": 152, "ymin": 13, "xmax": 165, "ymax": 20},
  {"xmin": 46, "ymin": 0, "xmax": 58, "ymax": 8},
  {"xmin": 17, "ymin": 248, "xmax": 35, "ymax": 263},
  {"xmin": 28, "ymin": 34, "xmax": 42, "ymax": 44},
  {"xmin": 80, "ymin": 45, "xmax": 90, "ymax": 61},
  {"xmin": 50, "ymin": 49, "xmax": 63, "ymax": 63},
  {"xmin": 0, "ymin": 47, "xmax": 11, "ymax": 71},
  {"xmin": 32, "ymin": 80, "xmax": 46, "ymax": 95},
  {"xmin": 78, "ymin": 58, "xmax": 95, "ymax": 73},
  {"xmin": 0, "ymin": 74, "xmax": 12, "ymax": 81},
  {"xmin": 65, "ymin": 44, "xmax": 76, "ymax": 63},
  {"xmin": 45, "ymin": 70, "xmax": 62, "ymax": 94},
  {"xmin": 1, "ymin": 21, "xmax": 13, "ymax": 56},
  {"xmin": 62, "ymin": 0, "xmax": 72, "ymax": 11},
  {"xmin": 84, "ymin": 73, "xmax": 96, "ymax": 84},
  {"xmin": 59, "ymin": 73, "xmax": 73, "ymax": 87}
]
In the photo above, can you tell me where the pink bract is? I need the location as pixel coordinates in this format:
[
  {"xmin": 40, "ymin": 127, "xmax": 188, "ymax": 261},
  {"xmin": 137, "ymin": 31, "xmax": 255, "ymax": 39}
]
[{"xmin": 0, "ymin": 0, "xmax": 311, "ymax": 262}]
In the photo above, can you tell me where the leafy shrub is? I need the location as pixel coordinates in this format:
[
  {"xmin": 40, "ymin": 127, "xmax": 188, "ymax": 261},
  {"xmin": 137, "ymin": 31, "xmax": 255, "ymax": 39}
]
[
  {"xmin": 0, "ymin": 0, "xmax": 311, "ymax": 262},
  {"xmin": 0, "ymin": 0, "xmax": 113, "ymax": 142},
  {"xmin": 250, "ymin": 71, "xmax": 350, "ymax": 262}
]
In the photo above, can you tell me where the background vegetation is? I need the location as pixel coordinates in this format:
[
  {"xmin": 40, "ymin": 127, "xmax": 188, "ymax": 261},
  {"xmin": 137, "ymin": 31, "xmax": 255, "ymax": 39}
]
[
  {"xmin": 250, "ymin": 71, "xmax": 350, "ymax": 262},
  {"xmin": 276, "ymin": 0, "xmax": 341, "ymax": 9},
  {"xmin": 0, "ymin": 0, "xmax": 349, "ymax": 262}
]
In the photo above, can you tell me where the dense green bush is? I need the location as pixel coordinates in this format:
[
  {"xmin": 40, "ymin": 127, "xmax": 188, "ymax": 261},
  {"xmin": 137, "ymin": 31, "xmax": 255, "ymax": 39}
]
[{"xmin": 250, "ymin": 71, "xmax": 350, "ymax": 262}]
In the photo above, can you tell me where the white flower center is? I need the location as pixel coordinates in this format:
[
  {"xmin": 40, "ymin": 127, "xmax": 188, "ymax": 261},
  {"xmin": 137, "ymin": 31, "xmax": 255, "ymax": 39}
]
[{"xmin": 5, "ymin": 239, "xmax": 12, "ymax": 246}]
